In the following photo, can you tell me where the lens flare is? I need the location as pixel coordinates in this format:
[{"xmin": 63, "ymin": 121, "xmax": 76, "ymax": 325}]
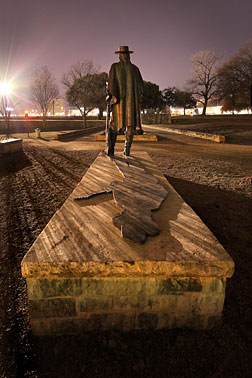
[{"xmin": 0, "ymin": 81, "xmax": 12, "ymax": 96}]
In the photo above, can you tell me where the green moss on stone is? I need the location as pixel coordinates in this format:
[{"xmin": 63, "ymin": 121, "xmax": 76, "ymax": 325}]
[
  {"xmin": 158, "ymin": 278, "xmax": 202, "ymax": 294},
  {"xmin": 78, "ymin": 297, "xmax": 112, "ymax": 312},
  {"xmin": 29, "ymin": 298, "xmax": 76, "ymax": 318},
  {"xmin": 81, "ymin": 278, "xmax": 158, "ymax": 296},
  {"xmin": 27, "ymin": 278, "xmax": 83, "ymax": 299}
]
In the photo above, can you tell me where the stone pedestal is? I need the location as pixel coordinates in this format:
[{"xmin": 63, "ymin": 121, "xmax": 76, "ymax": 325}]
[{"xmin": 21, "ymin": 152, "xmax": 234, "ymax": 335}]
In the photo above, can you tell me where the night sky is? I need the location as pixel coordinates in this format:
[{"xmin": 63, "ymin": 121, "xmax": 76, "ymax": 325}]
[{"xmin": 1, "ymin": 0, "xmax": 252, "ymax": 110}]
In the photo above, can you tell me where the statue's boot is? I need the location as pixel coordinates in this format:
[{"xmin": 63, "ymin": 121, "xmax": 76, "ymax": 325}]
[
  {"xmin": 134, "ymin": 127, "xmax": 143, "ymax": 135},
  {"xmin": 105, "ymin": 129, "xmax": 117, "ymax": 156},
  {"xmin": 124, "ymin": 126, "xmax": 134, "ymax": 156}
]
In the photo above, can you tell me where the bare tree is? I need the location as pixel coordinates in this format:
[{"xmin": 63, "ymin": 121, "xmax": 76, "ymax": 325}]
[
  {"xmin": 30, "ymin": 66, "xmax": 59, "ymax": 128},
  {"xmin": 66, "ymin": 73, "xmax": 107, "ymax": 127},
  {"xmin": 188, "ymin": 50, "xmax": 220, "ymax": 115},
  {"xmin": 233, "ymin": 40, "xmax": 252, "ymax": 87},
  {"xmin": 62, "ymin": 60, "xmax": 100, "ymax": 88}
]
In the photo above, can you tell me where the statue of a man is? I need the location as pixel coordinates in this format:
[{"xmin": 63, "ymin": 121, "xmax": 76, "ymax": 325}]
[{"xmin": 106, "ymin": 46, "xmax": 143, "ymax": 156}]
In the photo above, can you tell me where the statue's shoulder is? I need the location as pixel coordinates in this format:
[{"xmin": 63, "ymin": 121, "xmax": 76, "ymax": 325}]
[
  {"xmin": 109, "ymin": 62, "xmax": 120, "ymax": 75},
  {"xmin": 110, "ymin": 62, "xmax": 119, "ymax": 69},
  {"xmin": 131, "ymin": 63, "xmax": 141, "ymax": 72}
]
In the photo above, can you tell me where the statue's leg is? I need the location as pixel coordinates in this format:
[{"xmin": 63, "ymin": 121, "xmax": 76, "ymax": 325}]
[
  {"xmin": 105, "ymin": 127, "xmax": 117, "ymax": 156},
  {"xmin": 124, "ymin": 126, "xmax": 134, "ymax": 156}
]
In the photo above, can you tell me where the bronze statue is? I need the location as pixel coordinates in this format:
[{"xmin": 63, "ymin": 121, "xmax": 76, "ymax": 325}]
[{"xmin": 106, "ymin": 46, "xmax": 143, "ymax": 156}]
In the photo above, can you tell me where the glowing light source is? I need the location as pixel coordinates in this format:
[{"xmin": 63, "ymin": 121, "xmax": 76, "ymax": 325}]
[{"xmin": 0, "ymin": 81, "xmax": 12, "ymax": 96}]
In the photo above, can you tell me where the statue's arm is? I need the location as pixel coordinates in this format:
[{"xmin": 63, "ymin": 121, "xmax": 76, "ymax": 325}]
[
  {"xmin": 108, "ymin": 64, "xmax": 118, "ymax": 96},
  {"xmin": 134, "ymin": 65, "xmax": 144, "ymax": 101}
]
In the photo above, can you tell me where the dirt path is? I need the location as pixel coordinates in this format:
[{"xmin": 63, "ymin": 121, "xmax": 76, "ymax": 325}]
[
  {"xmin": 0, "ymin": 139, "xmax": 99, "ymax": 377},
  {"xmin": 0, "ymin": 132, "xmax": 252, "ymax": 377}
]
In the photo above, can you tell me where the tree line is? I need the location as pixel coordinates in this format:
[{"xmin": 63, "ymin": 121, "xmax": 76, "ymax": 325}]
[
  {"xmin": 187, "ymin": 40, "xmax": 252, "ymax": 115},
  {"xmin": 29, "ymin": 63, "xmax": 197, "ymax": 128},
  {"xmin": 30, "ymin": 61, "xmax": 107, "ymax": 128},
  {"xmin": 28, "ymin": 40, "xmax": 252, "ymax": 127}
]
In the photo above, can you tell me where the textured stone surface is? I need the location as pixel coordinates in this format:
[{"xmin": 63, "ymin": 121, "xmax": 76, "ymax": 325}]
[
  {"xmin": 30, "ymin": 311, "xmax": 223, "ymax": 336},
  {"xmin": 27, "ymin": 288, "xmax": 225, "ymax": 318},
  {"xmin": 21, "ymin": 151, "xmax": 234, "ymax": 279},
  {"xmin": 74, "ymin": 154, "xmax": 168, "ymax": 242},
  {"xmin": 25, "ymin": 274, "xmax": 227, "ymax": 334},
  {"xmin": 26, "ymin": 277, "xmax": 226, "ymax": 300},
  {"xmin": 21, "ymin": 151, "xmax": 234, "ymax": 333},
  {"xmin": 27, "ymin": 278, "xmax": 83, "ymax": 298},
  {"xmin": 29, "ymin": 298, "xmax": 76, "ymax": 318},
  {"xmin": 78, "ymin": 297, "xmax": 113, "ymax": 312},
  {"xmin": 110, "ymin": 155, "xmax": 168, "ymax": 242}
]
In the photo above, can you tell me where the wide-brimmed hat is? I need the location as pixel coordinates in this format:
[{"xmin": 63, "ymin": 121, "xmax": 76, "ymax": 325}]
[{"xmin": 115, "ymin": 46, "xmax": 134, "ymax": 54}]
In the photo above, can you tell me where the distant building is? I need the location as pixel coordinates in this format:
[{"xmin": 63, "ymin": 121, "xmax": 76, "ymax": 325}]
[
  {"xmin": 49, "ymin": 98, "xmax": 66, "ymax": 116},
  {"xmin": 196, "ymin": 99, "xmax": 251, "ymax": 115},
  {"xmin": 168, "ymin": 98, "xmax": 252, "ymax": 116}
]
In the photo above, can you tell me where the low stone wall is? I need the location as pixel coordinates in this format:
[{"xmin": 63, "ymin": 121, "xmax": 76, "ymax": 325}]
[
  {"xmin": 142, "ymin": 114, "xmax": 171, "ymax": 125},
  {"xmin": 54, "ymin": 125, "xmax": 105, "ymax": 141},
  {"xmin": 0, "ymin": 138, "xmax": 23, "ymax": 154},
  {"xmin": 0, "ymin": 120, "xmax": 105, "ymax": 134},
  {"xmin": 143, "ymin": 125, "xmax": 225, "ymax": 143},
  {"xmin": 166, "ymin": 127, "xmax": 225, "ymax": 143}
]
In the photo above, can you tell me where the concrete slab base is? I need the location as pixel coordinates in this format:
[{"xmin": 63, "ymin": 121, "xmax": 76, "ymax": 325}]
[
  {"xmin": 143, "ymin": 125, "xmax": 225, "ymax": 143},
  {"xmin": 21, "ymin": 151, "xmax": 234, "ymax": 335},
  {"xmin": 0, "ymin": 138, "xmax": 23, "ymax": 154}
]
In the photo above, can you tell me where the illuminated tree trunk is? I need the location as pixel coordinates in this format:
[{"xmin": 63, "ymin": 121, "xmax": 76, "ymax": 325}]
[
  {"xmin": 98, "ymin": 107, "xmax": 103, "ymax": 120},
  {"xmin": 43, "ymin": 113, "xmax": 46, "ymax": 129},
  {"xmin": 250, "ymin": 83, "xmax": 252, "ymax": 109},
  {"xmin": 202, "ymin": 99, "xmax": 207, "ymax": 115},
  {"xmin": 82, "ymin": 111, "xmax": 87, "ymax": 128}
]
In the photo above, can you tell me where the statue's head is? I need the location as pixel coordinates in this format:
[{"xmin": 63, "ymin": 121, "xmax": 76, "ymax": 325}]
[{"xmin": 115, "ymin": 46, "xmax": 133, "ymax": 63}]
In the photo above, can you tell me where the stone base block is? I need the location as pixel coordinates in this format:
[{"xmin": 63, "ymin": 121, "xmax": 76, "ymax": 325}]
[
  {"xmin": 22, "ymin": 152, "xmax": 234, "ymax": 334},
  {"xmin": 27, "ymin": 277, "xmax": 225, "ymax": 335}
]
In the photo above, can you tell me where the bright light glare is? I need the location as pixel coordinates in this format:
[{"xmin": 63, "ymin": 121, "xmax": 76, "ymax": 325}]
[{"xmin": 0, "ymin": 81, "xmax": 11, "ymax": 96}]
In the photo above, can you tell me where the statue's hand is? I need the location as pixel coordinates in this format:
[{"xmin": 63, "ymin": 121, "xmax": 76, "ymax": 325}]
[{"xmin": 106, "ymin": 93, "xmax": 112, "ymax": 102}]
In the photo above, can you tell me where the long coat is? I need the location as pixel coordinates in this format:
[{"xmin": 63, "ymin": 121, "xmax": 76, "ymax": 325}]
[{"xmin": 108, "ymin": 61, "xmax": 143, "ymax": 132}]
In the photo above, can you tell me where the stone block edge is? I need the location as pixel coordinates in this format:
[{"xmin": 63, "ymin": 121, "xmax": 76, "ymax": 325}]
[{"xmin": 21, "ymin": 259, "xmax": 234, "ymax": 279}]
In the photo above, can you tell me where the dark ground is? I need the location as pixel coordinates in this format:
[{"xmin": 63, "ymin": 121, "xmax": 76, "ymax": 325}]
[{"xmin": 0, "ymin": 125, "xmax": 252, "ymax": 377}]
